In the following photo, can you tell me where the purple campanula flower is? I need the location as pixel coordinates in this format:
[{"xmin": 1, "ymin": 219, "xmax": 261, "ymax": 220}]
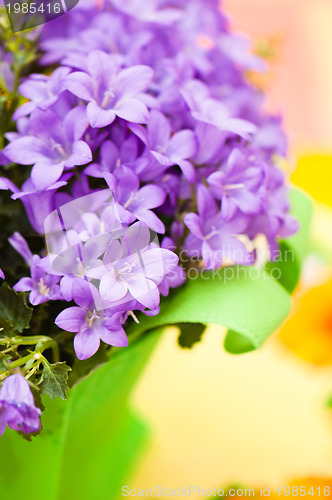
[
  {"xmin": 42, "ymin": 231, "xmax": 112, "ymax": 301},
  {"xmin": 13, "ymin": 67, "xmax": 71, "ymax": 120},
  {"xmin": 104, "ymin": 168, "xmax": 166, "ymax": 233},
  {"xmin": 0, "ymin": 374, "xmax": 41, "ymax": 436},
  {"xmin": 181, "ymin": 80, "xmax": 257, "ymax": 140},
  {"xmin": 11, "ymin": 178, "xmax": 69, "ymax": 234},
  {"xmin": 207, "ymin": 148, "xmax": 264, "ymax": 220},
  {"xmin": 99, "ymin": 222, "xmax": 178, "ymax": 309},
  {"xmin": 4, "ymin": 107, "xmax": 92, "ymax": 190},
  {"xmin": 64, "ymin": 50, "xmax": 154, "ymax": 128},
  {"xmin": 130, "ymin": 110, "xmax": 198, "ymax": 182},
  {"xmin": 85, "ymin": 136, "xmax": 139, "ymax": 178},
  {"xmin": 184, "ymin": 185, "xmax": 253, "ymax": 269},
  {"xmin": 0, "ymin": 0, "xmax": 300, "ymax": 372},
  {"xmin": 13, "ymin": 255, "xmax": 62, "ymax": 305},
  {"xmin": 55, "ymin": 279, "xmax": 128, "ymax": 360}
]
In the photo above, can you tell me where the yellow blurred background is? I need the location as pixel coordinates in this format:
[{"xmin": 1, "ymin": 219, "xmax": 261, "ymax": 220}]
[{"xmin": 124, "ymin": 0, "xmax": 332, "ymax": 494}]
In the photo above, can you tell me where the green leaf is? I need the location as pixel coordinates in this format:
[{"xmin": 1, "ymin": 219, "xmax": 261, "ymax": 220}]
[
  {"xmin": 0, "ymin": 283, "xmax": 32, "ymax": 333},
  {"xmin": 128, "ymin": 266, "xmax": 291, "ymax": 354},
  {"xmin": 177, "ymin": 323, "xmax": 206, "ymax": 348},
  {"xmin": 0, "ymin": 328, "xmax": 161, "ymax": 499},
  {"xmin": 0, "ymin": 316, "xmax": 15, "ymax": 335},
  {"xmin": 68, "ymin": 343, "xmax": 109, "ymax": 386},
  {"xmin": 265, "ymin": 187, "xmax": 313, "ymax": 293},
  {"xmin": 39, "ymin": 361, "xmax": 71, "ymax": 400}
]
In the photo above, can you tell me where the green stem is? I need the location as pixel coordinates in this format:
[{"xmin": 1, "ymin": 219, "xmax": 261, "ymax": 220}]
[{"xmin": 7, "ymin": 352, "xmax": 35, "ymax": 370}]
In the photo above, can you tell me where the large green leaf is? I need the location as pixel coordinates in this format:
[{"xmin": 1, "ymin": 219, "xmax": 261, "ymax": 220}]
[
  {"xmin": 128, "ymin": 266, "xmax": 291, "ymax": 354},
  {"xmin": 0, "ymin": 328, "xmax": 161, "ymax": 499}
]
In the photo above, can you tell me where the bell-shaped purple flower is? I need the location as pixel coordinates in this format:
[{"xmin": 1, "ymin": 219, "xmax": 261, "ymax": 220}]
[
  {"xmin": 13, "ymin": 67, "xmax": 71, "ymax": 120},
  {"xmin": 4, "ymin": 107, "xmax": 92, "ymax": 191},
  {"xmin": 65, "ymin": 50, "xmax": 154, "ymax": 128},
  {"xmin": 207, "ymin": 148, "xmax": 265, "ymax": 220},
  {"xmin": 131, "ymin": 110, "xmax": 198, "ymax": 182},
  {"xmin": 55, "ymin": 279, "xmax": 128, "ymax": 360},
  {"xmin": 13, "ymin": 255, "xmax": 62, "ymax": 305},
  {"xmin": 184, "ymin": 184, "xmax": 253, "ymax": 269},
  {"xmin": 0, "ymin": 373, "xmax": 41, "ymax": 436}
]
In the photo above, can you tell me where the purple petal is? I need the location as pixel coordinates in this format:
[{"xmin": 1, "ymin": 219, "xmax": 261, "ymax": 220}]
[
  {"xmin": 135, "ymin": 209, "xmax": 165, "ymax": 234},
  {"xmin": 65, "ymin": 140, "xmax": 92, "ymax": 167},
  {"xmin": 99, "ymin": 326, "xmax": 128, "ymax": 347},
  {"xmin": 168, "ymin": 130, "xmax": 197, "ymax": 161},
  {"xmin": 72, "ymin": 279, "xmax": 100, "ymax": 309},
  {"xmin": 197, "ymin": 184, "xmax": 218, "ymax": 219},
  {"xmin": 74, "ymin": 328, "xmax": 100, "ymax": 360},
  {"xmin": 64, "ymin": 106, "xmax": 89, "ymax": 142},
  {"xmin": 184, "ymin": 213, "xmax": 203, "ymax": 239},
  {"xmin": 87, "ymin": 101, "xmax": 116, "ymax": 128},
  {"xmin": 0, "ymin": 373, "xmax": 35, "ymax": 406},
  {"xmin": 133, "ymin": 184, "xmax": 166, "ymax": 210},
  {"xmin": 55, "ymin": 306, "xmax": 86, "ymax": 333},
  {"xmin": 116, "ymin": 65, "xmax": 153, "ymax": 98},
  {"xmin": 147, "ymin": 110, "xmax": 171, "ymax": 149},
  {"xmin": 4, "ymin": 137, "xmax": 48, "ymax": 165},
  {"xmin": 114, "ymin": 98, "xmax": 149, "ymax": 124},
  {"xmin": 31, "ymin": 162, "xmax": 65, "ymax": 191},
  {"xmin": 9, "ymin": 232, "xmax": 33, "ymax": 265},
  {"xmin": 13, "ymin": 277, "xmax": 33, "ymax": 292},
  {"xmin": 64, "ymin": 72, "xmax": 94, "ymax": 101},
  {"xmin": 100, "ymin": 270, "xmax": 127, "ymax": 302},
  {"xmin": 127, "ymin": 277, "xmax": 160, "ymax": 309}
]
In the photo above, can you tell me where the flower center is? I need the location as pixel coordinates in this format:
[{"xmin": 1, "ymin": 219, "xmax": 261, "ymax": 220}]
[
  {"xmin": 50, "ymin": 140, "xmax": 67, "ymax": 161},
  {"xmin": 223, "ymin": 183, "xmax": 245, "ymax": 191},
  {"xmin": 86, "ymin": 309, "xmax": 100, "ymax": 328},
  {"xmin": 38, "ymin": 278, "xmax": 50, "ymax": 296},
  {"xmin": 101, "ymin": 90, "xmax": 115, "ymax": 109}
]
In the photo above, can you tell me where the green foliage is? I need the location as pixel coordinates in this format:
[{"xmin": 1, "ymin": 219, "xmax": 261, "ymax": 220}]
[
  {"xmin": 0, "ymin": 328, "xmax": 161, "ymax": 499},
  {"xmin": 39, "ymin": 361, "xmax": 71, "ymax": 400},
  {"xmin": 128, "ymin": 266, "xmax": 291, "ymax": 354},
  {"xmin": 68, "ymin": 343, "xmax": 109, "ymax": 386},
  {"xmin": 0, "ymin": 283, "xmax": 32, "ymax": 333}
]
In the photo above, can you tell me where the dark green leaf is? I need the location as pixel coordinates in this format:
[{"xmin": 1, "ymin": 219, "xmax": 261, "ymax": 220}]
[
  {"xmin": 0, "ymin": 283, "xmax": 32, "ymax": 333},
  {"xmin": 31, "ymin": 386, "xmax": 46, "ymax": 412},
  {"xmin": 39, "ymin": 361, "xmax": 71, "ymax": 400},
  {"xmin": 177, "ymin": 323, "xmax": 206, "ymax": 348},
  {"xmin": 0, "ymin": 317, "xmax": 15, "ymax": 335}
]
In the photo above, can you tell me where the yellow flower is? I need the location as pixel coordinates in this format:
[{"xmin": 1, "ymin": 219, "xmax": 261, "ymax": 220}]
[{"xmin": 278, "ymin": 279, "xmax": 332, "ymax": 365}]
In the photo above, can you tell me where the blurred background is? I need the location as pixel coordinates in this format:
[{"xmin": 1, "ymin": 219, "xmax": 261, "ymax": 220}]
[{"xmin": 122, "ymin": 0, "xmax": 332, "ymax": 495}]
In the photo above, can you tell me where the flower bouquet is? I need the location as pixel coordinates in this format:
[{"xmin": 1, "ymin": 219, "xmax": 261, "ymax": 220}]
[{"xmin": 0, "ymin": 0, "xmax": 311, "ymax": 496}]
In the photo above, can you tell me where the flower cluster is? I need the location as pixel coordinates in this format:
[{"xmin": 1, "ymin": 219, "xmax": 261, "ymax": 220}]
[{"xmin": 1, "ymin": 0, "xmax": 298, "ymax": 366}]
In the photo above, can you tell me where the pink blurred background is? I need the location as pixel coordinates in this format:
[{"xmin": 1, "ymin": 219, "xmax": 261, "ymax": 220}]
[{"xmin": 224, "ymin": 0, "xmax": 332, "ymax": 153}]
